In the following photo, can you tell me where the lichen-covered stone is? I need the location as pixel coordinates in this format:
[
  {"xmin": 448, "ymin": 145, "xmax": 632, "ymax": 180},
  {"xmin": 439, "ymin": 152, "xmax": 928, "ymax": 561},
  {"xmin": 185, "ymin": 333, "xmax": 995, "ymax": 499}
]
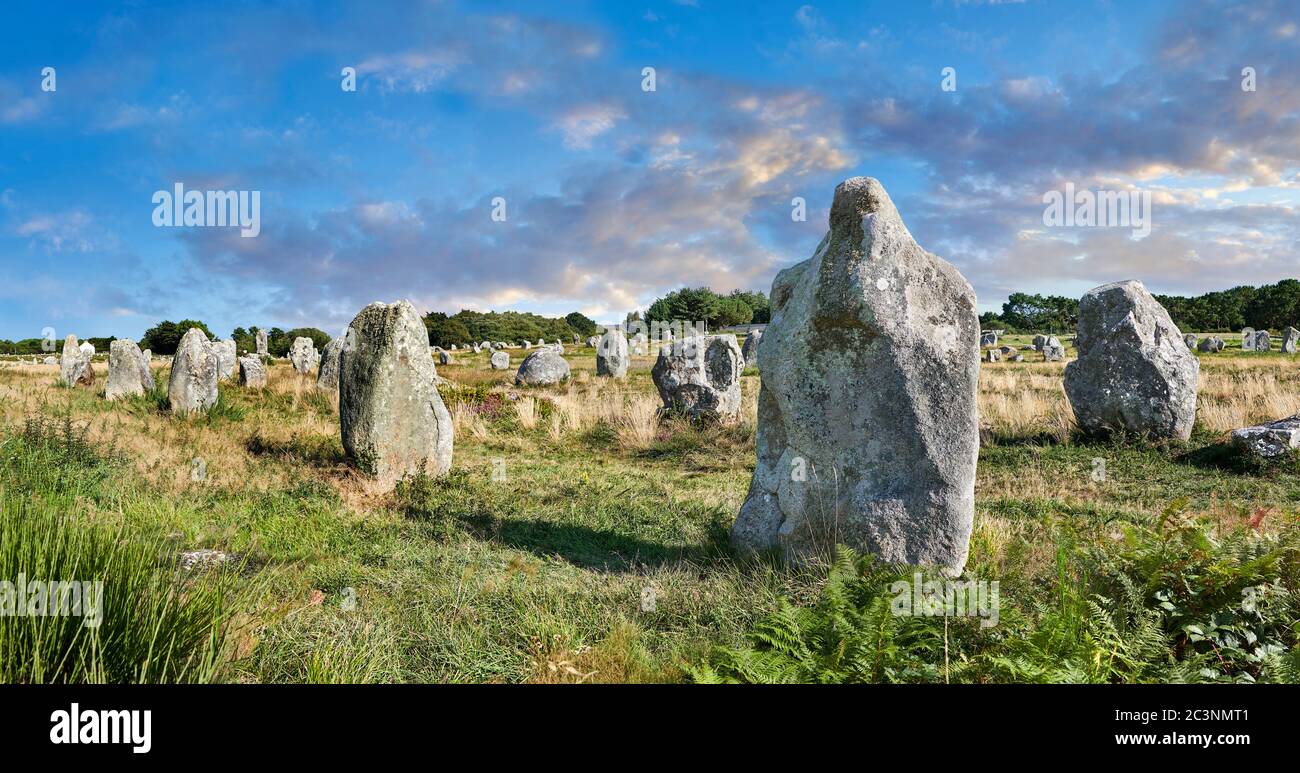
[
  {"xmin": 168, "ymin": 328, "xmax": 219, "ymax": 415},
  {"xmin": 651, "ymin": 335, "xmax": 743, "ymax": 421}
]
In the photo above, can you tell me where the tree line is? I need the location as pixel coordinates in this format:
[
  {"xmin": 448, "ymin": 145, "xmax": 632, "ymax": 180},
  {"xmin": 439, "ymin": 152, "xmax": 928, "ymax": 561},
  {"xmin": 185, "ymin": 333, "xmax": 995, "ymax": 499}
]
[{"xmin": 979, "ymin": 280, "xmax": 1300, "ymax": 334}]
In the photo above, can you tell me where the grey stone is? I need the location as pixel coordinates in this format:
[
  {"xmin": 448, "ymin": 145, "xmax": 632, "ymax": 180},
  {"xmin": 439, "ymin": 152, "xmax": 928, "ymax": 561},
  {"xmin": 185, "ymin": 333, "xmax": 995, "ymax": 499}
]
[
  {"xmin": 980, "ymin": 331, "xmax": 998, "ymax": 347},
  {"xmin": 732, "ymin": 177, "xmax": 979, "ymax": 573},
  {"xmin": 515, "ymin": 348, "xmax": 571, "ymax": 385},
  {"xmin": 106, "ymin": 338, "xmax": 148, "ymax": 399},
  {"xmin": 59, "ymin": 335, "xmax": 94, "ymax": 387},
  {"xmin": 1241, "ymin": 327, "xmax": 1256, "ymax": 351},
  {"xmin": 43, "ymin": 356, "xmax": 56, "ymax": 366},
  {"xmin": 1064, "ymin": 280, "xmax": 1198, "ymax": 439},
  {"xmin": 587, "ymin": 336, "xmax": 600, "ymax": 348},
  {"xmin": 1255, "ymin": 329, "xmax": 1271, "ymax": 352},
  {"xmin": 596, "ymin": 329, "xmax": 629, "ymax": 377},
  {"xmin": 238, "ymin": 355, "xmax": 267, "ymax": 388},
  {"xmin": 1198, "ymin": 335, "xmax": 1225, "ymax": 353},
  {"xmin": 1282, "ymin": 327, "xmax": 1298, "ymax": 354},
  {"xmin": 79, "ymin": 341, "xmax": 95, "ymax": 358},
  {"xmin": 137, "ymin": 348, "xmax": 156, "ymax": 392},
  {"xmin": 214, "ymin": 339, "xmax": 237, "ymax": 380},
  {"xmin": 1184, "ymin": 333, "xmax": 1198, "ymax": 349},
  {"xmin": 317, "ymin": 335, "xmax": 345, "ymax": 391},
  {"xmin": 998, "ymin": 345, "xmax": 1017, "ymax": 355},
  {"xmin": 438, "ymin": 349, "xmax": 453, "ymax": 366},
  {"xmin": 1043, "ymin": 337, "xmax": 1065, "ymax": 361},
  {"xmin": 339, "ymin": 300, "xmax": 453, "ymax": 487},
  {"xmin": 255, "ymin": 329, "xmax": 268, "ymax": 356},
  {"xmin": 741, "ymin": 329, "xmax": 763, "ymax": 365},
  {"xmin": 179, "ymin": 549, "xmax": 232, "ymax": 572},
  {"xmin": 986, "ymin": 348, "xmax": 1001, "ymax": 362},
  {"xmin": 290, "ymin": 337, "xmax": 319, "ymax": 374},
  {"xmin": 1032, "ymin": 334, "xmax": 1047, "ymax": 351},
  {"xmin": 168, "ymin": 327, "xmax": 219, "ymax": 415},
  {"xmin": 652, "ymin": 335, "xmax": 743, "ymax": 421},
  {"xmin": 490, "ymin": 350, "xmax": 510, "ymax": 370},
  {"xmin": 1231, "ymin": 415, "xmax": 1300, "ymax": 458}
]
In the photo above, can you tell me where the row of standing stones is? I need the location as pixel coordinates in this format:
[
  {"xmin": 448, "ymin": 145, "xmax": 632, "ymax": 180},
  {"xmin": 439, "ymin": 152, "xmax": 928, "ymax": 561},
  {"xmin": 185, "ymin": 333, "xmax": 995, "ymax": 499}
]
[{"xmin": 53, "ymin": 176, "xmax": 1299, "ymax": 575}]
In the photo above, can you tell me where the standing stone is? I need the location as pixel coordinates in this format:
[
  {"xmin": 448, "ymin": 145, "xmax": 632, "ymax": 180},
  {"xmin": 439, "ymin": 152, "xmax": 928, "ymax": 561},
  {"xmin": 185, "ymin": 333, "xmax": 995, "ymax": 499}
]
[
  {"xmin": 59, "ymin": 335, "xmax": 94, "ymax": 387},
  {"xmin": 1242, "ymin": 327, "xmax": 1256, "ymax": 351},
  {"xmin": 587, "ymin": 336, "xmax": 600, "ymax": 348},
  {"xmin": 515, "ymin": 349, "xmax": 571, "ymax": 385},
  {"xmin": 1183, "ymin": 333, "xmax": 1198, "ymax": 349},
  {"xmin": 106, "ymin": 339, "xmax": 148, "ymax": 399},
  {"xmin": 168, "ymin": 328, "xmax": 219, "ymax": 415},
  {"xmin": 980, "ymin": 331, "xmax": 998, "ymax": 347},
  {"xmin": 438, "ymin": 349, "xmax": 453, "ymax": 366},
  {"xmin": 1282, "ymin": 326, "xmax": 1299, "ymax": 354},
  {"xmin": 214, "ymin": 339, "xmax": 237, "ymax": 380},
  {"xmin": 490, "ymin": 350, "xmax": 510, "ymax": 370},
  {"xmin": 1043, "ymin": 337, "xmax": 1065, "ymax": 361},
  {"xmin": 238, "ymin": 355, "xmax": 267, "ymax": 388},
  {"xmin": 986, "ymin": 348, "xmax": 1001, "ymax": 362},
  {"xmin": 1198, "ymin": 335, "xmax": 1225, "ymax": 353},
  {"xmin": 255, "ymin": 329, "xmax": 268, "ymax": 357},
  {"xmin": 1064, "ymin": 280, "xmax": 1198, "ymax": 439},
  {"xmin": 741, "ymin": 329, "xmax": 763, "ymax": 365},
  {"xmin": 339, "ymin": 300, "xmax": 453, "ymax": 486},
  {"xmin": 652, "ymin": 335, "xmax": 744, "ymax": 420},
  {"xmin": 1255, "ymin": 329, "xmax": 1271, "ymax": 352},
  {"xmin": 289, "ymin": 337, "xmax": 319, "ymax": 374},
  {"xmin": 1032, "ymin": 334, "xmax": 1047, "ymax": 351},
  {"xmin": 732, "ymin": 177, "xmax": 979, "ymax": 573},
  {"xmin": 523, "ymin": 340, "xmax": 532, "ymax": 350},
  {"xmin": 596, "ymin": 329, "xmax": 629, "ymax": 377},
  {"xmin": 137, "ymin": 348, "xmax": 156, "ymax": 391},
  {"xmin": 317, "ymin": 335, "xmax": 345, "ymax": 391}
]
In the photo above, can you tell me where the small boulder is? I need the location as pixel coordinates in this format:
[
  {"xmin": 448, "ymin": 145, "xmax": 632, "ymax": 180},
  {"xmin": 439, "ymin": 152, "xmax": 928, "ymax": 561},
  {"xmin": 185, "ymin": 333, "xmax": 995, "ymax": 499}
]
[
  {"xmin": 1231, "ymin": 415, "xmax": 1300, "ymax": 458},
  {"xmin": 238, "ymin": 355, "xmax": 267, "ymax": 388},
  {"xmin": 490, "ymin": 351, "xmax": 510, "ymax": 370},
  {"xmin": 596, "ymin": 329, "xmax": 629, "ymax": 377},
  {"xmin": 1198, "ymin": 336, "xmax": 1225, "ymax": 353},
  {"xmin": 515, "ymin": 349, "xmax": 571, "ymax": 385}
]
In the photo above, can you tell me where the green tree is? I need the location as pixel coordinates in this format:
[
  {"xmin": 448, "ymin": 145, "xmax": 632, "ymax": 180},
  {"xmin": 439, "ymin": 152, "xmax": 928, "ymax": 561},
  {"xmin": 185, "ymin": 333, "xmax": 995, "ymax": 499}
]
[
  {"xmin": 140, "ymin": 319, "xmax": 214, "ymax": 355},
  {"xmin": 423, "ymin": 312, "xmax": 473, "ymax": 348},
  {"xmin": 564, "ymin": 311, "xmax": 600, "ymax": 338}
]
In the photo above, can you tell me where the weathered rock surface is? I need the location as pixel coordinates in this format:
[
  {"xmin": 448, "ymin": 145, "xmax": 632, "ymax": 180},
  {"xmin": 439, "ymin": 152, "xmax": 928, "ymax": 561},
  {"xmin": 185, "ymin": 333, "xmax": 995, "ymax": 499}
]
[
  {"xmin": 980, "ymin": 331, "xmax": 998, "ymax": 347},
  {"xmin": 238, "ymin": 355, "xmax": 267, "ymax": 388},
  {"xmin": 106, "ymin": 339, "xmax": 148, "ymax": 399},
  {"xmin": 1183, "ymin": 333, "xmax": 1198, "ymax": 349},
  {"xmin": 587, "ymin": 336, "xmax": 600, "ymax": 348},
  {"xmin": 1198, "ymin": 336, "xmax": 1225, "ymax": 353},
  {"xmin": 732, "ymin": 177, "xmax": 980, "ymax": 573},
  {"xmin": 1043, "ymin": 336, "xmax": 1065, "ymax": 361},
  {"xmin": 214, "ymin": 339, "xmax": 237, "ymax": 380},
  {"xmin": 339, "ymin": 300, "xmax": 453, "ymax": 486},
  {"xmin": 1283, "ymin": 327, "xmax": 1299, "ymax": 354},
  {"xmin": 986, "ymin": 348, "xmax": 1000, "ymax": 362},
  {"xmin": 290, "ymin": 337, "xmax": 319, "ymax": 374},
  {"xmin": 652, "ymin": 335, "xmax": 743, "ymax": 421},
  {"xmin": 168, "ymin": 327, "xmax": 219, "ymax": 415},
  {"xmin": 317, "ymin": 336, "xmax": 344, "ymax": 391},
  {"xmin": 515, "ymin": 349, "xmax": 571, "ymax": 385},
  {"xmin": 1255, "ymin": 329, "xmax": 1271, "ymax": 352},
  {"xmin": 741, "ymin": 329, "xmax": 763, "ymax": 365},
  {"xmin": 256, "ymin": 329, "xmax": 268, "ymax": 356},
  {"xmin": 596, "ymin": 329, "xmax": 629, "ymax": 377},
  {"xmin": 1242, "ymin": 327, "xmax": 1256, "ymax": 351},
  {"xmin": 60, "ymin": 335, "xmax": 94, "ymax": 387},
  {"xmin": 438, "ymin": 349, "xmax": 453, "ymax": 366},
  {"xmin": 1231, "ymin": 415, "xmax": 1300, "ymax": 458},
  {"xmin": 1064, "ymin": 280, "xmax": 1198, "ymax": 439},
  {"xmin": 1032, "ymin": 334, "xmax": 1047, "ymax": 351},
  {"xmin": 490, "ymin": 351, "xmax": 510, "ymax": 370}
]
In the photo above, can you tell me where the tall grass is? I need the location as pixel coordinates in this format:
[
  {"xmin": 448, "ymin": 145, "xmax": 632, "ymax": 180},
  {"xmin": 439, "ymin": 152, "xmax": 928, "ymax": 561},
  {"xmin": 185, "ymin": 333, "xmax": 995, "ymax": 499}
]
[{"xmin": 0, "ymin": 416, "xmax": 247, "ymax": 683}]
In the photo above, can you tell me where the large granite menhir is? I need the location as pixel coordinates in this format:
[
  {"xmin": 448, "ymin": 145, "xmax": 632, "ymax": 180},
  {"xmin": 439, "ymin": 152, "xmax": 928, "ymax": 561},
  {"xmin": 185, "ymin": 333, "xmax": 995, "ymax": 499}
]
[
  {"xmin": 731, "ymin": 177, "xmax": 980, "ymax": 573},
  {"xmin": 339, "ymin": 301, "xmax": 453, "ymax": 488},
  {"xmin": 1064, "ymin": 280, "xmax": 1198, "ymax": 439}
]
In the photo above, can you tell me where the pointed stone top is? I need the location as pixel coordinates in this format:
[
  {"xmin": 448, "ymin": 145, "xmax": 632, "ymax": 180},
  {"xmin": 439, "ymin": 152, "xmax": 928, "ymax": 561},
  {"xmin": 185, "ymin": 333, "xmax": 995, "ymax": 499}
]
[{"xmin": 830, "ymin": 177, "xmax": 897, "ymax": 230}]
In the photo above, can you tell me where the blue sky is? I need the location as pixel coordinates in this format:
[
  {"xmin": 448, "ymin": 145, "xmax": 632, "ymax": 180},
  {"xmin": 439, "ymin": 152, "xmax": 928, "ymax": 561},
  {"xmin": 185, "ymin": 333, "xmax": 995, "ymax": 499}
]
[{"xmin": 1, "ymin": 0, "xmax": 1297, "ymax": 341}]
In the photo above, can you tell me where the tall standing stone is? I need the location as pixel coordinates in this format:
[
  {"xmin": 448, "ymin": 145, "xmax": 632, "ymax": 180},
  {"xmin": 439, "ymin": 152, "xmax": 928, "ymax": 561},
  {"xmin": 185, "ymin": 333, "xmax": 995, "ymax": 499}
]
[
  {"xmin": 59, "ymin": 335, "xmax": 94, "ymax": 387},
  {"xmin": 596, "ymin": 329, "xmax": 629, "ymax": 377},
  {"xmin": 214, "ymin": 339, "xmax": 237, "ymax": 380},
  {"xmin": 1282, "ymin": 326, "xmax": 1299, "ymax": 354},
  {"xmin": 138, "ymin": 349, "xmax": 155, "ymax": 391},
  {"xmin": 290, "ymin": 337, "xmax": 319, "ymax": 374},
  {"xmin": 732, "ymin": 177, "xmax": 979, "ymax": 572},
  {"xmin": 652, "ymin": 335, "xmax": 743, "ymax": 421},
  {"xmin": 741, "ymin": 329, "xmax": 763, "ymax": 365},
  {"xmin": 339, "ymin": 300, "xmax": 453, "ymax": 487},
  {"xmin": 1242, "ymin": 327, "xmax": 1256, "ymax": 351},
  {"xmin": 1064, "ymin": 280, "xmax": 1198, "ymax": 439},
  {"xmin": 317, "ymin": 335, "xmax": 344, "ymax": 391},
  {"xmin": 255, "ymin": 328, "xmax": 268, "ymax": 357},
  {"xmin": 1255, "ymin": 329, "xmax": 1271, "ymax": 352},
  {"xmin": 106, "ymin": 339, "xmax": 148, "ymax": 399},
  {"xmin": 168, "ymin": 327, "xmax": 219, "ymax": 415}
]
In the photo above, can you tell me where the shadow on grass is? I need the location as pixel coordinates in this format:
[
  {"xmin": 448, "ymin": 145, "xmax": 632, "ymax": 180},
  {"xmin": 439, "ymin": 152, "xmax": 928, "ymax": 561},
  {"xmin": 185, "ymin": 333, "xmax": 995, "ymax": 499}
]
[{"xmin": 246, "ymin": 431, "xmax": 348, "ymax": 467}]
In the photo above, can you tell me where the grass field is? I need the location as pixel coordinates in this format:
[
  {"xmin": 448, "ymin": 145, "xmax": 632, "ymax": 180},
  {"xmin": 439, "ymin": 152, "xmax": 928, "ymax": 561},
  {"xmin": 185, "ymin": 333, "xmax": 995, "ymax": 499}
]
[{"xmin": 1, "ymin": 334, "xmax": 1298, "ymax": 683}]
